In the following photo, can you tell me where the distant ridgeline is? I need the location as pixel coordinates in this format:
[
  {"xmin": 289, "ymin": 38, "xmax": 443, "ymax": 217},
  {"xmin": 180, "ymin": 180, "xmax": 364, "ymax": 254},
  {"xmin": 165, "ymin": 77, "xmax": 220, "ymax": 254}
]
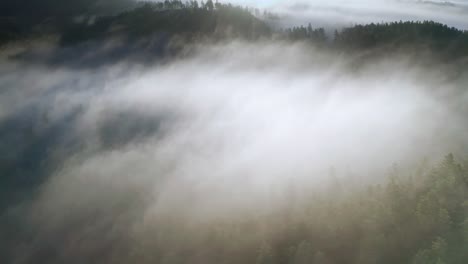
[
  {"xmin": 1, "ymin": 0, "xmax": 468, "ymax": 60},
  {"xmin": 60, "ymin": 1, "xmax": 272, "ymax": 45},
  {"xmin": 287, "ymin": 21, "xmax": 468, "ymax": 60},
  {"xmin": 0, "ymin": 0, "xmax": 271, "ymax": 46},
  {"xmin": 0, "ymin": 0, "xmax": 136, "ymax": 43}
]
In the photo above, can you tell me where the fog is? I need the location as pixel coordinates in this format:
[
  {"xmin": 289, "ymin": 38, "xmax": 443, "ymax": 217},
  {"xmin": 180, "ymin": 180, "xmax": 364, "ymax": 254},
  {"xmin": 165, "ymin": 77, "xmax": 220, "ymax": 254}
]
[
  {"xmin": 1, "ymin": 40, "xmax": 468, "ymax": 262},
  {"xmin": 228, "ymin": 0, "xmax": 468, "ymax": 30}
]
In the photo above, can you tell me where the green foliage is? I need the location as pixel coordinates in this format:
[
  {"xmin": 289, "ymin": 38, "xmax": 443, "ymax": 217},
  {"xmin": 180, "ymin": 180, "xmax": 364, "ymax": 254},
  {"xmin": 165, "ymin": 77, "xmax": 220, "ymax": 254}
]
[
  {"xmin": 59, "ymin": 2, "xmax": 271, "ymax": 45},
  {"xmin": 286, "ymin": 24, "xmax": 327, "ymax": 45},
  {"xmin": 333, "ymin": 21, "xmax": 468, "ymax": 59},
  {"xmin": 1, "ymin": 4, "xmax": 468, "ymax": 261},
  {"xmin": 2, "ymin": 0, "xmax": 468, "ymax": 63},
  {"xmin": 412, "ymin": 237, "xmax": 448, "ymax": 264},
  {"xmin": 110, "ymin": 154, "xmax": 468, "ymax": 264}
]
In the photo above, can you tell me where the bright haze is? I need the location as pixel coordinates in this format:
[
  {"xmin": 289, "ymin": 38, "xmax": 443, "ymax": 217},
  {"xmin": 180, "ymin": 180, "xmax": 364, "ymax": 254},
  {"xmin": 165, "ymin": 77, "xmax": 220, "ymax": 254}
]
[{"xmin": 1, "ymin": 0, "xmax": 468, "ymax": 263}]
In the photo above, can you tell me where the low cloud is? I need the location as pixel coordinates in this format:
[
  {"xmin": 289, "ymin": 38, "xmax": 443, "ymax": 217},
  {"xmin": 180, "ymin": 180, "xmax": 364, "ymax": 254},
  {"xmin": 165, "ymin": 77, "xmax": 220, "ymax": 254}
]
[
  {"xmin": 237, "ymin": 0, "xmax": 468, "ymax": 30},
  {"xmin": 1, "ymin": 40, "xmax": 468, "ymax": 262}
]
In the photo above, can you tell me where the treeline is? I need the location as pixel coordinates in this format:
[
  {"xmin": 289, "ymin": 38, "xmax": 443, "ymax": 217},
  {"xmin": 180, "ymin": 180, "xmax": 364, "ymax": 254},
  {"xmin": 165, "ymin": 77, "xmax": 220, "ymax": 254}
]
[
  {"xmin": 122, "ymin": 154, "xmax": 468, "ymax": 264},
  {"xmin": 0, "ymin": 0, "xmax": 135, "ymax": 44},
  {"xmin": 61, "ymin": 5, "xmax": 468, "ymax": 59},
  {"xmin": 287, "ymin": 21, "xmax": 468, "ymax": 59},
  {"xmin": 0, "ymin": 0, "xmax": 271, "ymax": 46},
  {"xmin": 0, "ymin": 0, "xmax": 135, "ymax": 18},
  {"xmin": 60, "ymin": 1, "xmax": 271, "ymax": 45},
  {"xmin": 2, "ymin": 0, "xmax": 468, "ymax": 60},
  {"xmin": 10, "ymin": 154, "xmax": 466, "ymax": 263},
  {"xmin": 286, "ymin": 24, "xmax": 327, "ymax": 44}
]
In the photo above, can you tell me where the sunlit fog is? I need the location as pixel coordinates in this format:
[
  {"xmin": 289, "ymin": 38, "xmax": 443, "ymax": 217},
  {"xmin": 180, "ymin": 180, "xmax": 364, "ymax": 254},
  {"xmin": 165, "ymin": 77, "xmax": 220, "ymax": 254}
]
[{"xmin": 1, "ymin": 0, "xmax": 468, "ymax": 263}]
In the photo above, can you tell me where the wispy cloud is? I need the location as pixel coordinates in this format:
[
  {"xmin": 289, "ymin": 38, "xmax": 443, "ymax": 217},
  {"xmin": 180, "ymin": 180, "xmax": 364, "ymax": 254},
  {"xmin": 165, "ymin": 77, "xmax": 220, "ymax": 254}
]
[{"xmin": 224, "ymin": 0, "xmax": 468, "ymax": 29}]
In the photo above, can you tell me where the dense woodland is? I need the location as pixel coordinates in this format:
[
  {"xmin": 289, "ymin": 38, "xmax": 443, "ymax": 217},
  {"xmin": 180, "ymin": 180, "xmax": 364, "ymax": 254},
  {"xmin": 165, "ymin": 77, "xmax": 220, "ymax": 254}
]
[
  {"xmin": 127, "ymin": 154, "xmax": 468, "ymax": 264},
  {"xmin": 3, "ymin": 154, "xmax": 467, "ymax": 264},
  {"xmin": 1, "ymin": 1, "xmax": 468, "ymax": 264},
  {"xmin": 60, "ymin": 1, "xmax": 271, "ymax": 44},
  {"xmin": 1, "ymin": 0, "xmax": 468, "ymax": 60},
  {"xmin": 287, "ymin": 21, "xmax": 468, "ymax": 59}
]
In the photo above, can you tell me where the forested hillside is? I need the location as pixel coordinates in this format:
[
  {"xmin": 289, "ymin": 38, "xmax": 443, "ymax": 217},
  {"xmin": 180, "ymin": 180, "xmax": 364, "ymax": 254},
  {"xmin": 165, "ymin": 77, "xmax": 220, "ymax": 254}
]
[
  {"xmin": 1, "ymin": 1, "xmax": 468, "ymax": 264},
  {"xmin": 0, "ymin": 0, "xmax": 135, "ymax": 44},
  {"xmin": 3, "ymin": 152, "xmax": 468, "ymax": 264},
  {"xmin": 60, "ymin": 1, "xmax": 271, "ymax": 45},
  {"xmin": 287, "ymin": 21, "xmax": 468, "ymax": 59},
  {"xmin": 2, "ymin": 0, "xmax": 468, "ymax": 59},
  {"xmin": 0, "ymin": 0, "xmax": 271, "ymax": 46}
]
